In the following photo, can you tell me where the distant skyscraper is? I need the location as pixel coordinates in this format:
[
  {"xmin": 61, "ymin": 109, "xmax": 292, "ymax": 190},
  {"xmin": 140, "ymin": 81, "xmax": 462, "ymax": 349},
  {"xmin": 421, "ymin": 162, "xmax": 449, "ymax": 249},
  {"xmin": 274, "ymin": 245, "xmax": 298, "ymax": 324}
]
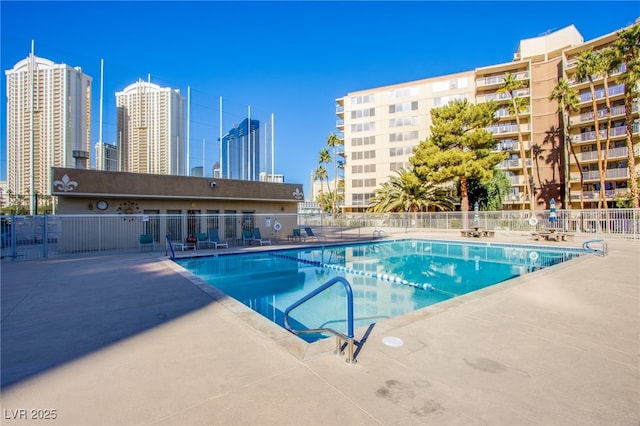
[
  {"xmin": 95, "ymin": 141, "xmax": 118, "ymax": 171},
  {"xmin": 5, "ymin": 51, "xmax": 92, "ymax": 213},
  {"xmin": 221, "ymin": 118, "xmax": 260, "ymax": 180},
  {"xmin": 116, "ymin": 80, "xmax": 185, "ymax": 175}
]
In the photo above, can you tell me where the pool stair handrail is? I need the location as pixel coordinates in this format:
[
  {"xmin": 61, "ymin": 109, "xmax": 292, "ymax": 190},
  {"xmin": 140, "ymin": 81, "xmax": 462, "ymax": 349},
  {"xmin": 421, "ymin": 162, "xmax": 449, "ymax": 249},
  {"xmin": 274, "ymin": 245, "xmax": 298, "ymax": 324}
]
[
  {"xmin": 582, "ymin": 239, "xmax": 608, "ymax": 256},
  {"xmin": 373, "ymin": 229, "xmax": 386, "ymax": 239},
  {"xmin": 283, "ymin": 276, "xmax": 359, "ymax": 363},
  {"xmin": 166, "ymin": 234, "xmax": 176, "ymax": 260}
]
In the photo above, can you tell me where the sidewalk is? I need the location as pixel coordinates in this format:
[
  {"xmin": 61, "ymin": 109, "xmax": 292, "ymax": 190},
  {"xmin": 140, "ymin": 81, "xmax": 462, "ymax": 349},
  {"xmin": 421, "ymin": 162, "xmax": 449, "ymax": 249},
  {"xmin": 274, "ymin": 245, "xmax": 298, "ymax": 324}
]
[{"xmin": 1, "ymin": 234, "xmax": 638, "ymax": 425}]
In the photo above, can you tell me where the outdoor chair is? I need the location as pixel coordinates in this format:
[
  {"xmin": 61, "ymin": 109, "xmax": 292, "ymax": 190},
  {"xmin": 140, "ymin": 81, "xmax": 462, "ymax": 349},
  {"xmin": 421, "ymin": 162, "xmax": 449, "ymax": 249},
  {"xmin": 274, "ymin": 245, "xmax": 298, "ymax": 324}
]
[
  {"xmin": 138, "ymin": 234, "xmax": 155, "ymax": 251},
  {"xmin": 251, "ymin": 228, "xmax": 271, "ymax": 245},
  {"xmin": 288, "ymin": 228, "xmax": 305, "ymax": 242},
  {"xmin": 242, "ymin": 230, "xmax": 255, "ymax": 246},
  {"xmin": 208, "ymin": 229, "xmax": 229, "ymax": 249},
  {"xmin": 196, "ymin": 232, "xmax": 210, "ymax": 249},
  {"xmin": 304, "ymin": 227, "xmax": 326, "ymax": 241}
]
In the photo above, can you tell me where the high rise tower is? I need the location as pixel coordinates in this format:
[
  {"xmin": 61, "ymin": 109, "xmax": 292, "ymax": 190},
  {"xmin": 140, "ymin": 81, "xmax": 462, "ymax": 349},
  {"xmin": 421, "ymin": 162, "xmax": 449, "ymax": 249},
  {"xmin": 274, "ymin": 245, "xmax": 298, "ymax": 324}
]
[
  {"xmin": 5, "ymin": 50, "xmax": 92, "ymax": 213},
  {"xmin": 116, "ymin": 79, "xmax": 185, "ymax": 175}
]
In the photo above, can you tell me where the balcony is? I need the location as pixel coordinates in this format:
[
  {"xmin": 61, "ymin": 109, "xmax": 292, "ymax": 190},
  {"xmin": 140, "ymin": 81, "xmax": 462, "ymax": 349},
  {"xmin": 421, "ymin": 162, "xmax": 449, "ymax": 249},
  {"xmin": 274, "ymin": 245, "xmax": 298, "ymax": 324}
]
[
  {"xmin": 475, "ymin": 71, "xmax": 529, "ymax": 88},
  {"xmin": 506, "ymin": 175, "xmax": 525, "ymax": 186},
  {"xmin": 571, "ymin": 64, "xmax": 627, "ymax": 86},
  {"xmin": 570, "ymin": 188, "xmax": 629, "ymax": 200},
  {"xmin": 577, "ymin": 146, "xmax": 628, "ymax": 162},
  {"xmin": 571, "ymin": 123, "xmax": 638, "ymax": 144},
  {"xmin": 336, "ymin": 119, "xmax": 344, "ymax": 129},
  {"xmin": 493, "ymin": 139, "xmax": 520, "ymax": 152},
  {"xmin": 569, "ymin": 104, "xmax": 634, "ymax": 125},
  {"xmin": 488, "ymin": 123, "xmax": 530, "ymax": 135},
  {"xmin": 579, "ymin": 84, "xmax": 625, "ymax": 103},
  {"xmin": 476, "ymin": 88, "xmax": 530, "ymax": 104},
  {"xmin": 335, "ymin": 104, "xmax": 344, "ymax": 116},
  {"xmin": 498, "ymin": 159, "xmax": 523, "ymax": 169},
  {"xmin": 572, "ymin": 168, "xmax": 630, "ymax": 182}
]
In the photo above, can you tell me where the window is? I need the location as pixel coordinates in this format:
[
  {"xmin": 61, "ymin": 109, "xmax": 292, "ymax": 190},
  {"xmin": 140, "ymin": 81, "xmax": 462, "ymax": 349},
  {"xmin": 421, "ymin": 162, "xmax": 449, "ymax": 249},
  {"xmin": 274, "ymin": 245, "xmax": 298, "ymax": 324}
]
[{"xmin": 351, "ymin": 108, "xmax": 375, "ymax": 119}]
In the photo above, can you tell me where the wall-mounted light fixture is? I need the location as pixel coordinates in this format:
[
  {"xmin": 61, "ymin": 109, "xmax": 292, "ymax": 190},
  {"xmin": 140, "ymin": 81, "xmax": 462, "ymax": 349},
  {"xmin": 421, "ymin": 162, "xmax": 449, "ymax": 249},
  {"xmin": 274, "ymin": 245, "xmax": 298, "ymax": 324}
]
[
  {"xmin": 209, "ymin": 181, "xmax": 217, "ymax": 188},
  {"xmin": 88, "ymin": 203, "xmax": 94, "ymax": 210}
]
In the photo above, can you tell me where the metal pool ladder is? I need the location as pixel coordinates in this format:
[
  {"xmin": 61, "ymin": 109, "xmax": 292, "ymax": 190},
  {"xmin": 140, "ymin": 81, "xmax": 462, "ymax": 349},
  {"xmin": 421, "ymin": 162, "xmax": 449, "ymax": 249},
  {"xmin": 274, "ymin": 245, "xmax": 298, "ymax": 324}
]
[{"xmin": 283, "ymin": 276, "xmax": 359, "ymax": 363}]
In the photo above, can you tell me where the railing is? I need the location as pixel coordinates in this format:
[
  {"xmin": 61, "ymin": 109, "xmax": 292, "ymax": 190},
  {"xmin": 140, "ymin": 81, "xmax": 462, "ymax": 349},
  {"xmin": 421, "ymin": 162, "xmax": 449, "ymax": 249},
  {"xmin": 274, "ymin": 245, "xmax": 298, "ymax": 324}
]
[
  {"xmin": 2, "ymin": 209, "xmax": 639, "ymax": 261},
  {"xmin": 578, "ymin": 146, "xmax": 628, "ymax": 162},
  {"xmin": 283, "ymin": 276, "xmax": 358, "ymax": 363},
  {"xmin": 579, "ymin": 84, "xmax": 625, "ymax": 103}
]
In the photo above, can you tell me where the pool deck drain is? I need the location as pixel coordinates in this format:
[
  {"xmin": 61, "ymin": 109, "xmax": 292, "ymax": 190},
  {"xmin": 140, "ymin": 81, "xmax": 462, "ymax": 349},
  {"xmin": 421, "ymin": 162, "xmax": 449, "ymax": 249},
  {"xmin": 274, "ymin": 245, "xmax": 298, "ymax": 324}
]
[{"xmin": 1, "ymin": 231, "xmax": 638, "ymax": 425}]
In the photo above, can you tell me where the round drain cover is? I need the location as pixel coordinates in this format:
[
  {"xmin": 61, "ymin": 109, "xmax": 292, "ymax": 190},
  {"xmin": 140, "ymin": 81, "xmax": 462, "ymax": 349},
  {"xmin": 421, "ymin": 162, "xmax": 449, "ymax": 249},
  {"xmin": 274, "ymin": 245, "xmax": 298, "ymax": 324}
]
[{"xmin": 382, "ymin": 336, "xmax": 404, "ymax": 347}]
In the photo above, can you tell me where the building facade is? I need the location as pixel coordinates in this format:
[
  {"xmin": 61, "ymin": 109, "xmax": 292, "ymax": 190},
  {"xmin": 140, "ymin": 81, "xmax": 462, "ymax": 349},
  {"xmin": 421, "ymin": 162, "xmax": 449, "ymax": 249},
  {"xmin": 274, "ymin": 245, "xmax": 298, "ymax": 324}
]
[
  {"xmin": 5, "ymin": 53, "xmax": 92, "ymax": 213},
  {"xmin": 336, "ymin": 23, "xmax": 639, "ymax": 212},
  {"xmin": 95, "ymin": 141, "xmax": 118, "ymax": 171},
  {"xmin": 563, "ymin": 30, "xmax": 639, "ymax": 209},
  {"xmin": 116, "ymin": 80, "xmax": 185, "ymax": 176},
  {"xmin": 220, "ymin": 118, "xmax": 261, "ymax": 181}
]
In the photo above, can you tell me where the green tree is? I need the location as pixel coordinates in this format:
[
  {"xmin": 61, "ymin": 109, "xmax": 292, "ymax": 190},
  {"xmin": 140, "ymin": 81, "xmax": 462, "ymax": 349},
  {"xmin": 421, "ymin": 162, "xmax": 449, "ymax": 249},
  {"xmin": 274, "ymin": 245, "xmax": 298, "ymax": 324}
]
[
  {"xmin": 550, "ymin": 78, "xmax": 583, "ymax": 209},
  {"xmin": 411, "ymin": 99, "xmax": 506, "ymax": 215},
  {"xmin": 575, "ymin": 48, "xmax": 607, "ymax": 209},
  {"xmin": 326, "ymin": 132, "xmax": 343, "ymax": 215},
  {"xmin": 611, "ymin": 22, "xmax": 640, "ymax": 207},
  {"xmin": 467, "ymin": 169, "xmax": 512, "ymax": 211},
  {"xmin": 367, "ymin": 168, "xmax": 454, "ymax": 213},
  {"xmin": 498, "ymin": 72, "xmax": 533, "ymax": 210}
]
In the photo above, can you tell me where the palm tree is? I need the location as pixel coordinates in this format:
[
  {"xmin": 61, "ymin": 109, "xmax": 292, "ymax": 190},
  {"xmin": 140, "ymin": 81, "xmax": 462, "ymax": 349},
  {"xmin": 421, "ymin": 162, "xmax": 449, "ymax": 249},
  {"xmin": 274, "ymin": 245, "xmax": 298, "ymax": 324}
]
[
  {"xmin": 550, "ymin": 78, "xmax": 583, "ymax": 209},
  {"xmin": 498, "ymin": 73, "xmax": 533, "ymax": 211},
  {"xmin": 326, "ymin": 132, "xmax": 343, "ymax": 215},
  {"xmin": 313, "ymin": 165, "xmax": 327, "ymax": 199},
  {"xmin": 367, "ymin": 169, "xmax": 454, "ymax": 213},
  {"xmin": 318, "ymin": 147, "xmax": 331, "ymax": 192},
  {"xmin": 611, "ymin": 22, "xmax": 640, "ymax": 207},
  {"xmin": 575, "ymin": 49, "xmax": 607, "ymax": 209},
  {"xmin": 598, "ymin": 48, "xmax": 617, "ymax": 195}
]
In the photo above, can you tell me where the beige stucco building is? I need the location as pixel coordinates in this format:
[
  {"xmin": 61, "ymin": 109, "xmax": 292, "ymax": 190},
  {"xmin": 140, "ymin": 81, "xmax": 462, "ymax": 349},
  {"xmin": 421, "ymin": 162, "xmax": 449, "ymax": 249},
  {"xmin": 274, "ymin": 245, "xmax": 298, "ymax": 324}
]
[
  {"xmin": 336, "ymin": 23, "xmax": 639, "ymax": 212},
  {"xmin": 51, "ymin": 167, "xmax": 304, "ymax": 251}
]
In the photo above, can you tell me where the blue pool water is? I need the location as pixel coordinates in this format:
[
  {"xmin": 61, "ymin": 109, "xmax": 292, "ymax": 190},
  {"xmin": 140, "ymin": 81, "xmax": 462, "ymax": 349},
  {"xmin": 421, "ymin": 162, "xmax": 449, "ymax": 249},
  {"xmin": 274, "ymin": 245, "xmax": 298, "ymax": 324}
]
[{"xmin": 176, "ymin": 239, "xmax": 584, "ymax": 342}]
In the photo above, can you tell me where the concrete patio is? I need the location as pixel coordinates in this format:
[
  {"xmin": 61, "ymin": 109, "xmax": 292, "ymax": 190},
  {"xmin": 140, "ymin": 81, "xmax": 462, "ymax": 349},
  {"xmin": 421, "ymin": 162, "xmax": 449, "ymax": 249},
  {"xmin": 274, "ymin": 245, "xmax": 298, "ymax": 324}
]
[{"xmin": 1, "ymin": 232, "xmax": 638, "ymax": 425}]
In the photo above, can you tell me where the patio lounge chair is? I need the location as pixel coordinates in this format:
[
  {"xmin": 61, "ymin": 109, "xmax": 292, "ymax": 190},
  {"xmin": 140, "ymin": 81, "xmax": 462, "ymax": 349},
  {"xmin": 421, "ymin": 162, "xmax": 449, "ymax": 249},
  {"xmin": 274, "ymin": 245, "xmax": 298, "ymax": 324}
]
[
  {"xmin": 252, "ymin": 228, "xmax": 271, "ymax": 245},
  {"xmin": 288, "ymin": 228, "xmax": 306, "ymax": 242},
  {"xmin": 242, "ymin": 230, "xmax": 255, "ymax": 246},
  {"xmin": 138, "ymin": 234, "xmax": 155, "ymax": 251},
  {"xmin": 207, "ymin": 229, "xmax": 229, "ymax": 249},
  {"xmin": 304, "ymin": 227, "xmax": 326, "ymax": 241},
  {"xmin": 196, "ymin": 232, "xmax": 210, "ymax": 249}
]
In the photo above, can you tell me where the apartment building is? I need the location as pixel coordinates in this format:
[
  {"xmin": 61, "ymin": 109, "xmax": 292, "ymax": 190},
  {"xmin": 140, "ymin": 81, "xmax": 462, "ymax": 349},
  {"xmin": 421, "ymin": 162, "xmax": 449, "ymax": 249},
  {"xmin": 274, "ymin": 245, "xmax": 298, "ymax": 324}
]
[
  {"xmin": 116, "ymin": 79, "xmax": 185, "ymax": 176},
  {"xmin": 336, "ymin": 71, "xmax": 475, "ymax": 211},
  {"xmin": 337, "ymin": 23, "xmax": 637, "ymax": 212},
  {"xmin": 563, "ymin": 30, "xmax": 639, "ymax": 209},
  {"xmin": 5, "ymin": 53, "xmax": 92, "ymax": 214}
]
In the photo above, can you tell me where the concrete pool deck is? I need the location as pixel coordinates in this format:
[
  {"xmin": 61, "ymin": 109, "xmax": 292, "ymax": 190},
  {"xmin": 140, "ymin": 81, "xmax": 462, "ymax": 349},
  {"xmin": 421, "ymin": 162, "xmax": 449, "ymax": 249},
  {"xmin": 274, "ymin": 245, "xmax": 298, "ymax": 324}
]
[{"xmin": 1, "ymin": 231, "xmax": 638, "ymax": 425}]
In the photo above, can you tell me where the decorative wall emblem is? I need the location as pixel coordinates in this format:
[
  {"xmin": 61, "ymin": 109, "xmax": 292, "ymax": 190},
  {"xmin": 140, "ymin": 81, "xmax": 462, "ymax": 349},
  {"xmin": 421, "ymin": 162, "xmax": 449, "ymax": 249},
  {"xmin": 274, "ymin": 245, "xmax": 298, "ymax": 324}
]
[
  {"xmin": 117, "ymin": 201, "xmax": 140, "ymax": 221},
  {"xmin": 53, "ymin": 174, "xmax": 78, "ymax": 192},
  {"xmin": 292, "ymin": 188, "xmax": 304, "ymax": 200}
]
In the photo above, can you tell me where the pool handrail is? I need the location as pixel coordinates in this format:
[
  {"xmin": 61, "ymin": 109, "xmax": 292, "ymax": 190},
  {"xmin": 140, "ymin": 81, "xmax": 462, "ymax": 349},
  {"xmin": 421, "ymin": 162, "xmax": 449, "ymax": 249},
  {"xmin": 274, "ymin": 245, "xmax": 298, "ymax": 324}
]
[
  {"xmin": 283, "ymin": 276, "xmax": 357, "ymax": 363},
  {"xmin": 582, "ymin": 239, "xmax": 608, "ymax": 256},
  {"xmin": 166, "ymin": 234, "xmax": 176, "ymax": 260}
]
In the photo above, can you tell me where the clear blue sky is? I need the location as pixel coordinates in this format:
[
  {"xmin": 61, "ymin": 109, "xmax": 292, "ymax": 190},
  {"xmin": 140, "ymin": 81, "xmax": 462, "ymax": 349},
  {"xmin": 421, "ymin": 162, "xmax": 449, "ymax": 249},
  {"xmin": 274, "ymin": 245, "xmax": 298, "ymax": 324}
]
[{"xmin": 1, "ymin": 1, "xmax": 637, "ymax": 197}]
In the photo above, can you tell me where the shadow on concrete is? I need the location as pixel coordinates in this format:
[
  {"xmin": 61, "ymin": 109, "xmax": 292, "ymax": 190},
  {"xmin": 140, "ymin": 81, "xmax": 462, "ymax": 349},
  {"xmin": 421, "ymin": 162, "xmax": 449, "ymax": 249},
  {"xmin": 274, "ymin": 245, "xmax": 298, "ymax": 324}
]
[{"xmin": 0, "ymin": 253, "xmax": 215, "ymax": 388}]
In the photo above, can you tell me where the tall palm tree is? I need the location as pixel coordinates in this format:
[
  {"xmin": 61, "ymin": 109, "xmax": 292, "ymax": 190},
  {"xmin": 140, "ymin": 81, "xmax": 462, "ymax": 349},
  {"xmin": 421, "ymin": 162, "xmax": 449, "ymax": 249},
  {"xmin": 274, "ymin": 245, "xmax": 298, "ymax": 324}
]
[
  {"xmin": 597, "ymin": 48, "xmax": 617, "ymax": 196},
  {"xmin": 367, "ymin": 169, "xmax": 454, "ymax": 213},
  {"xmin": 575, "ymin": 49, "xmax": 607, "ymax": 209},
  {"xmin": 313, "ymin": 165, "xmax": 327, "ymax": 199},
  {"xmin": 326, "ymin": 132, "xmax": 342, "ymax": 215},
  {"xmin": 318, "ymin": 147, "xmax": 331, "ymax": 193},
  {"xmin": 550, "ymin": 78, "xmax": 583, "ymax": 209},
  {"xmin": 611, "ymin": 22, "xmax": 640, "ymax": 207},
  {"xmin": 498, "ymin": 73, "xmax": 533, "ymax": 210}
]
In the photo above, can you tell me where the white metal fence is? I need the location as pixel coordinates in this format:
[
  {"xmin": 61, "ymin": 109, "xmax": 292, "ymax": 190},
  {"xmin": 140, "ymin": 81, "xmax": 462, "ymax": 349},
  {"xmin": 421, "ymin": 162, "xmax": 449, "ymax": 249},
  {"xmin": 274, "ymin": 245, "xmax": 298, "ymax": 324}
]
[{"xmin": 1, "ymin": 209, "xmax": 638, "ymax": 261}]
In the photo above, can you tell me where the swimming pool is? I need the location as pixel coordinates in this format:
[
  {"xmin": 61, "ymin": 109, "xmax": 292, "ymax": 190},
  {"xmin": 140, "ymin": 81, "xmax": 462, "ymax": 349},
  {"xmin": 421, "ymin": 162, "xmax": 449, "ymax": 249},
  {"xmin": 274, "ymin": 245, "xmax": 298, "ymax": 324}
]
[{"xmin": 176, "ymin": 239, "xmax": 584, "ymax": 342}]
